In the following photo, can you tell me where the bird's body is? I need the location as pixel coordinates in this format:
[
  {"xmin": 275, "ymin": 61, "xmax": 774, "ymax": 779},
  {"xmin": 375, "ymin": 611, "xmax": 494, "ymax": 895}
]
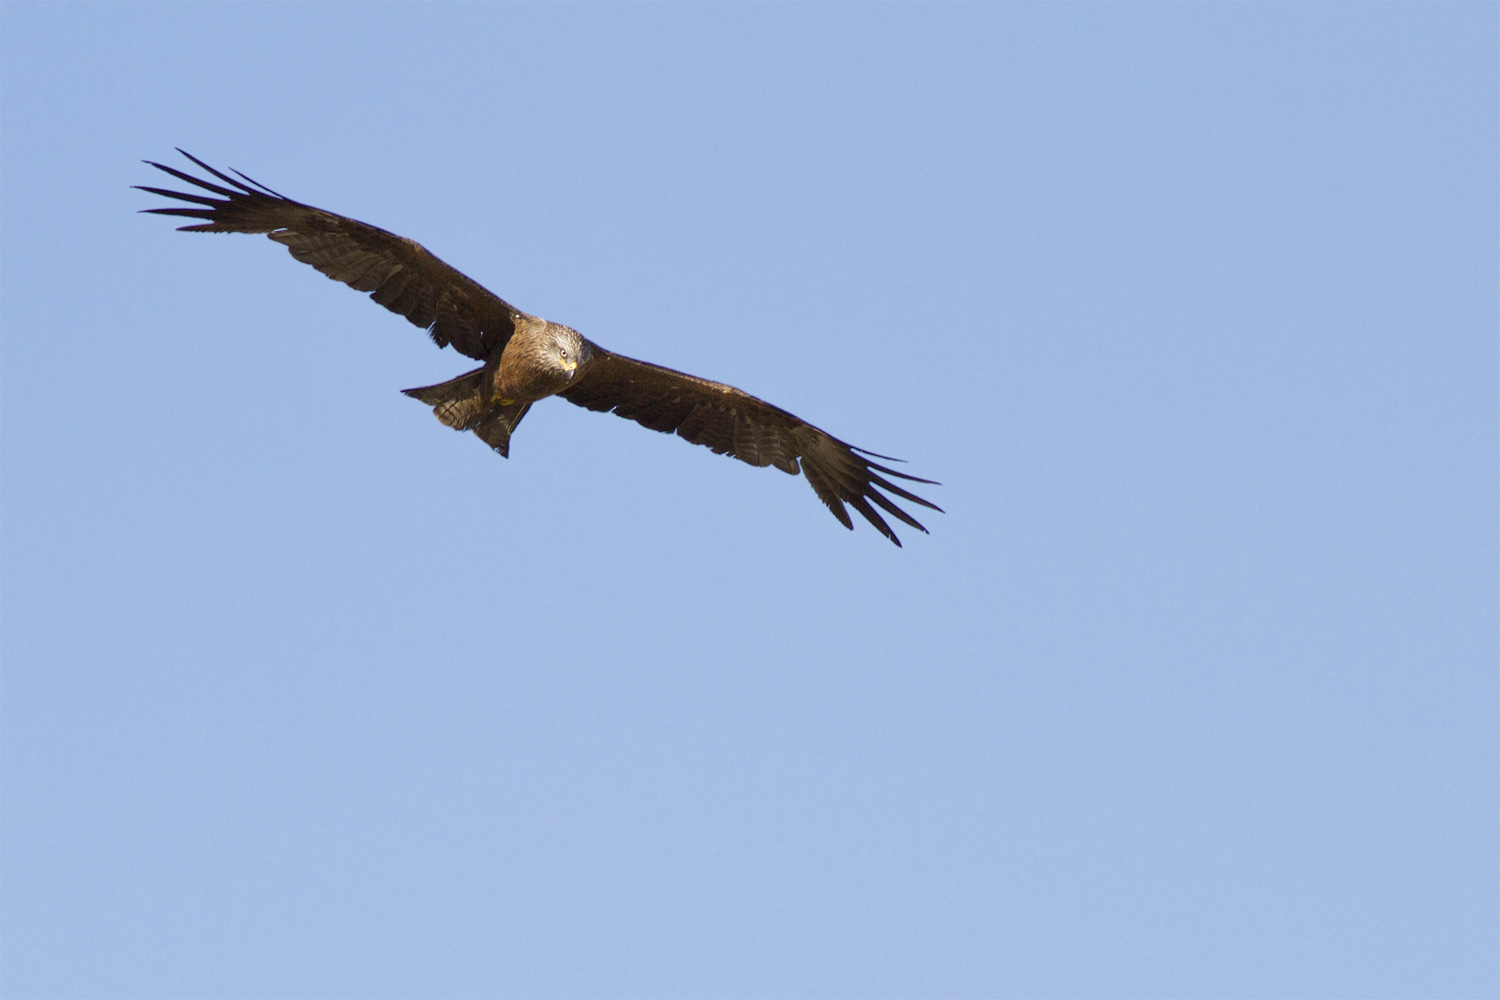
[
  {"xmin": 492, "ymin": 316, "xmax": 586, "ymax": 404},
  {"xmin": 138, "ymin": 151, "xmax": 940, "ymax": 544}
]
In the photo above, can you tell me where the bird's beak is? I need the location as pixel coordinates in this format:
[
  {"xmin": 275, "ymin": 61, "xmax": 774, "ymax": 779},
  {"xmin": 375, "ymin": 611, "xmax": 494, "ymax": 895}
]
[{"xmin": 563, "ymin": 360, "xmax": 578, "ymax": 379}]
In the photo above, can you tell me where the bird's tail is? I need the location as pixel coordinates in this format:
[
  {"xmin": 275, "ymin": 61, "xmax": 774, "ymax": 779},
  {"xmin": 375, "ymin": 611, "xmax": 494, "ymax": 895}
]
[{"xmin": 402, "ymin": 367, "xmax": 531, "ymax": 458}]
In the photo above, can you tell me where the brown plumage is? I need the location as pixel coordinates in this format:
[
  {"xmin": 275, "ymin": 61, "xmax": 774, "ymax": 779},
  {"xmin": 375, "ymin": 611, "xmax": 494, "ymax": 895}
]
[{"xmin": 137, "ymin": 150, "xmax": 941, "ymax": 545}]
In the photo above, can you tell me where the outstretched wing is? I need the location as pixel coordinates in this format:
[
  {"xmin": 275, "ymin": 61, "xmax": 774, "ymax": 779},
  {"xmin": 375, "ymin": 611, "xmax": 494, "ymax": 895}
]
[
  {"xmin": 561, "ymin": 349, "xmax": 941, "ymax": 546},
  {"xmin": 136, "ymin": 150, "xmax": 523, "ymax": 361}
]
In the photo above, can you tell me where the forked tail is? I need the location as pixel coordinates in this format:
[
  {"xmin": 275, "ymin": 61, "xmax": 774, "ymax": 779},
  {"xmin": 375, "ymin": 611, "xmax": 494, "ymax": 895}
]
[{"xmin": 402, "ymin": 367, "xmax": 531, "ymax": 458}]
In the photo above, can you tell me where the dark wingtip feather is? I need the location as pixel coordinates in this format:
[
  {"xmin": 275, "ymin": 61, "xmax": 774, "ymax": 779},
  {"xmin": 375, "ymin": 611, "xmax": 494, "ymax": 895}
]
[
  {"xmin": 867, "ymin": 472, "xmax": 944, "ymax": 513},
  {"xmin": 173, "ymin": 149, "xmax": 261, "ymax": 196},
  {"xmin": 865, "ymin": 460, "xmax": 940, "ymax": 486},
  {"xmin": 142, "ymin": 160, "xmax": 238, "ymax": 197},
  {"xmin": 847, "ymin": 495, "xmax": 901, "ymax": 546},
  {"xmin": 134, "ymin": 185, "xmax": 222, "ymax": 207},
  {"xmin": 849, "ymin": 445, "xmax": 940, "ymax": 486},
  {"xmin": 866, "ymin": 487, "xmax": 931, "ymax": 533},
  {"xmin": 139, "ymin": 207, "xmax": 216, "ymax": 220},
  {"xmin": 229, "ymin": 167, "xmax": 287, "ymax": 199}
]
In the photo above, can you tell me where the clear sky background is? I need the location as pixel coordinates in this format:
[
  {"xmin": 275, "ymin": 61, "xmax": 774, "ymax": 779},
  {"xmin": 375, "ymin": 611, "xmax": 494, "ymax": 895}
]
[{"xmin": 2, "ymin": 5, "xmax": 1495, "ymax": 998}]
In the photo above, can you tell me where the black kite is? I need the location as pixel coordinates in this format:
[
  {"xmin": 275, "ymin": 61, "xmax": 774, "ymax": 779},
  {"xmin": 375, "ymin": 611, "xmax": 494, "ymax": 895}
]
[{"xmin": 137, "ymin": 151, "xmax": 940, "ymax": 545}]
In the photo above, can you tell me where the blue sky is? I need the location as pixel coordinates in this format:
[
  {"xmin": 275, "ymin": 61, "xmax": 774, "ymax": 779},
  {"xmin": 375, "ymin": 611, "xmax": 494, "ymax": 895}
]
[{"xmin": 2, "ymin": 4, "xmax": 1495, "ymax": 997}]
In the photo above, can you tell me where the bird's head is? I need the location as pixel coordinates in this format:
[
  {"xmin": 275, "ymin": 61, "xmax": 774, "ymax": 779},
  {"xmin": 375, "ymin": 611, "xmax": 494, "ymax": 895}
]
[{"xmin": 548, "ymin": 324, "xmax": 591, "ymax": 381}]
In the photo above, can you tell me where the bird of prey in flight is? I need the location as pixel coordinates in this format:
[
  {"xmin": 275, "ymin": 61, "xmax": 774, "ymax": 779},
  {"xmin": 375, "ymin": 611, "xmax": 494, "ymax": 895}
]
[{"xmin": 137, "ymin": 151, "xmax": 940, "ymax": 545}]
